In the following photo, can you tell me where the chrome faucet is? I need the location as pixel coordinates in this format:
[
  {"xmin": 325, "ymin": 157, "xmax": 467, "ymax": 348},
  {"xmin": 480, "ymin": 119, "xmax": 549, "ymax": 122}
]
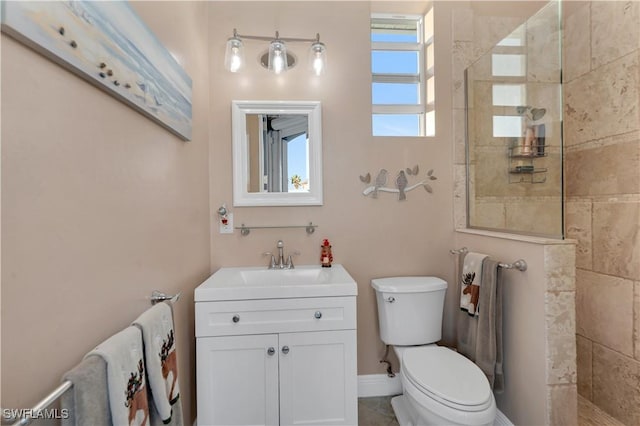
[
  {"xmin": 263, "ymin": 240, "xmax": 299, "ymax": 269},
  {"xmin": 276, "ymin": 240, "xmax": 286, "ymax": 268}
]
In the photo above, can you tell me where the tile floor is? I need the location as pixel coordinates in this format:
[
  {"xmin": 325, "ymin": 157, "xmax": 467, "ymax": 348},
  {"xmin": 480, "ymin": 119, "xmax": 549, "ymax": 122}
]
[
  {"xmin": 358, "ymin": 395, "xmax": 623, "ymax": 425},
  {"xmin": 358, "ymin": 396, "xmax": 399, "ymax": 426},
  {"xmin": 578, "ymin": 396, "xmax": 624, "ymax": 426}
]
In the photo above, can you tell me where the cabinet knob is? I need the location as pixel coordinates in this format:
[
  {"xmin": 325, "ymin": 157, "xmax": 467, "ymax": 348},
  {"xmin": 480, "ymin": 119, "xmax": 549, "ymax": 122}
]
[
  {"xmin": 314, "ymin": 311, "xmax": 322, "ymax": 319},
  {"xmin": 281, "ymin": 346, "xmax": 290, "ymax": 354},
  {"xmin": 267, "ymin": 347, "xmax": 275, "ymax": 356},
  {"xmin": 386, "ymin": 297, "xmax": 395, "ymax": 303},
  {"xmin": 232, "ymin": 314, "xmax": 240, "ymax": 323}
]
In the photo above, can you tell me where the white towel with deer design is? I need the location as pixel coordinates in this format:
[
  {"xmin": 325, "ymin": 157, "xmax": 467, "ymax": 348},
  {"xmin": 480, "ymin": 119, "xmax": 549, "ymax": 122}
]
[
  {"xmin": 87, "ymin": 326, "xmax": 149, "ymax": 426},
  {"xmin": 133, "ymin": 303, "xmax": 180, "ymax": 424},
  {"xmin": 460, "ymin": 252, "xmax": 488, "ymax": 316}
]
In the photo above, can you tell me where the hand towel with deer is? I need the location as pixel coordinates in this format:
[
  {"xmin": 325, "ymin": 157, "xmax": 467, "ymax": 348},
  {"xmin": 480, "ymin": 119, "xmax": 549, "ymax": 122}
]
[
  {"xmin": 133, "ymin": 302, "xmax": 180, "ymax": 424},
  {"xmin": 460, "ymin": 252, "xmax": 488, "ymax": 316},
  {"xmin": 86, "ymin": 326, "xmax": 150, "ymax": 426}
]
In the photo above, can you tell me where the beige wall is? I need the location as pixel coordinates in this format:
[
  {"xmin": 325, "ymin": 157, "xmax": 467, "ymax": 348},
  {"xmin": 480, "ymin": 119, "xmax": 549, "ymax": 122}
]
[
  {"xmin": 564, "ymin": 2, "xmax": 640, "ymax": 424},
  {"xmin": 208, "ymin": 1, "xmax": 456, "ymax": 376},
  {"xmin": 1, "ymin": 1, "xmax": 211, "ymax": 422}
]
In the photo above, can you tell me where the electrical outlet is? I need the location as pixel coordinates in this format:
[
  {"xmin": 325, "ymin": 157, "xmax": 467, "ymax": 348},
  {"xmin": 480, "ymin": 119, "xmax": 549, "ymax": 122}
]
[{"xmin": 219, "ymin": 212, "xmax": 234, "ymax": 234}]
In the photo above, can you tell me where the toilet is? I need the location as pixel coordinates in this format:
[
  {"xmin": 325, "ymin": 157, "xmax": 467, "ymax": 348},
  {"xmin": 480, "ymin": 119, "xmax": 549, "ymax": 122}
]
[{"xmin": 371, "ymin": 277, "xmax": 496, "ymax": 426}]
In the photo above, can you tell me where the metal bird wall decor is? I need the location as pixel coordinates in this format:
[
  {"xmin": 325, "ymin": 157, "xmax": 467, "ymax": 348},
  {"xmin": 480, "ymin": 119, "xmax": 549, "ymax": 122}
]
[{"xmin": 360, "ymin": 165, "xmax": 438, "ymax": 201}]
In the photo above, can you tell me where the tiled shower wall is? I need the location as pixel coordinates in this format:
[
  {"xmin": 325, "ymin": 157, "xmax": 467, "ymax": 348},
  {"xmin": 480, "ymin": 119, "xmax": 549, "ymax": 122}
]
[
  {"xmin": 563, "ymin": 1, "xmax": 640, "ymax": 425},
  {"xmin": 450, "ymin": 3, "xmax": 577, "ymax": 424}
]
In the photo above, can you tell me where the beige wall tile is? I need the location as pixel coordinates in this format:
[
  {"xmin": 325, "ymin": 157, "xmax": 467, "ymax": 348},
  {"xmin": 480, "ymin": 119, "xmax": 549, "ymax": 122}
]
[
  {"xmin": 547, "ymin": 384, "xmax": 578, "ymax": 426},
  {"xmin": 452, "ymin": 7, "xmax": 474, "ymax": 42},
  {"xmin": 453, "ymin": 108, "xmax": 466, "ymax": 165},
  {"xmin": 450, "ymin": 42, "xmax": 487, "ymax": 111},
  {"xmin": 576, "ymin": 269, "xmax": 634, "ymax": 357},
  {"xmin": 453, "ymin": 164, "xmax": 467, "ymax": 229},
  {"xmin": 591, "ymin": 1, "xmax": 640, "ymax": 70},
  {"xmin": 469, "ymin": 201, "xmax": 505, "ymax": 229},
  {"xmin": 593, "ymin": 201, "xmax": 640, "ymax": 280},
  {"xmin": 505, "ymin": 200, "xmax": 563, "ymax": 236},
  {"xmin": 565, "ymin": 200, "xmax": 593, "ymax": 270},
  {"xmin": 576, "ymin": 334, "xmax": 593, "ymax": 400},
  {"xmin": 527, "ymin": 83, "xmax": 562, "ymax": 139},
  {"xmin": 563, "ymin": 2, "xmax": 590, "ymax": 82},
  {"xmin": 545, "ymin": 244, "xmax": 576, "ymax": 292},
  {"xmin": 565, "ymin": 142, "xmax": 640, "ymax": 197},
  {"xmin": 527, "ymin": 2, "xmax": 561, "ymax": 83},
  {"xmin": 473, "ymin": 15, "xmax": 522, "ymax": 54},
  {"xmin": 592, "ymin": 344, "xmax": 640, "ymax": 425},
  {"xmin": 635, "ymin": 282, "xmax": 640, "ymax": 361},
  {"xmin": 453, "ymin": 77, "xmax": 466, "ymax": 110},
  {"xmin": 474, "ymin": 150, "xmax": 510, "ymax": 197},
  {"xmin": 564, "ymin": 52, "xmax": 639, "ymax": 146},
  {"xmin": 545, "ymin": 291, "xmax": 577, "ymax": 384}
]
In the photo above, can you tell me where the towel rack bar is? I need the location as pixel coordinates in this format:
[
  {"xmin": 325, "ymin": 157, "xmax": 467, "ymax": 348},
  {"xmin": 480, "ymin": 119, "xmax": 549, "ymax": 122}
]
[
  {"xmin": 498, "ymin": 259, "xmax": 527, "ymax": 271},
  {"xmin": 450, "ymin": 247, "xmax": 527, "ymax": 272},
  {"xmin": 449, "ymin": 247, "xmax": 469, "ymax": 254},
  {"xmin": 10, "ymin": 291, "xmax": 181, "ymax": 426},
  {"xmin": 10, "ymin": 381, "xmax": 72, "ymax": 426},
  {"xmin": 150, "ymin": 290, "xmax": 181, "ymax": 305},
  {"xmin": 236, "ymin": 222, "xmax": 318, "ymax": 236}
]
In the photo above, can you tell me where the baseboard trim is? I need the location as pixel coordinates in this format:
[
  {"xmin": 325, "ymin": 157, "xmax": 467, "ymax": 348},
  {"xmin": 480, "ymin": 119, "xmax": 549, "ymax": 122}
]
[{"xmin": 357, "ymin": 374, "xmax": 402, "ymax": 397}]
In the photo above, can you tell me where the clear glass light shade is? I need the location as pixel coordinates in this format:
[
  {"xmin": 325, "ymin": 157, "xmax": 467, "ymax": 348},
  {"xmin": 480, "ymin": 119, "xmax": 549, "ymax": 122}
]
[
  {"xmin": 309, "ymin": 41, "xmax": 327, "ymax": 76},
  {"xmin": 224, "ymin": 37, "xmax": 244, "ymax": 73},
  {"xmin": 268, "ymin": 40, "xmax": 288, "ymax": 74}
]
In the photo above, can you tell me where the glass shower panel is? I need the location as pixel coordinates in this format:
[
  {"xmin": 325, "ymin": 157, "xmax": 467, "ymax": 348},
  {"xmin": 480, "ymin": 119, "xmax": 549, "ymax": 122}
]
[{"xmin": 466, "ymin": 0, "xmax": 563, "ymax": 238}]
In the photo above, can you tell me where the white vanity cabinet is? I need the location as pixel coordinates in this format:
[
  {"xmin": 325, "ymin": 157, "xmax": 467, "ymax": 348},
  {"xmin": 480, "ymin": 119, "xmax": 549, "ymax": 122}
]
[{"xmin": 195, "ymin": 267, "xmax": 358, "ymax": 426}]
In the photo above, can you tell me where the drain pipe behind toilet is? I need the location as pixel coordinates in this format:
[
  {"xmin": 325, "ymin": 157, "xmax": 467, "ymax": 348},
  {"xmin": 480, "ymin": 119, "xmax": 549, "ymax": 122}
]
[{"xmin": 380, "ymin": 344, "xmax": 395, "ymax": 378}]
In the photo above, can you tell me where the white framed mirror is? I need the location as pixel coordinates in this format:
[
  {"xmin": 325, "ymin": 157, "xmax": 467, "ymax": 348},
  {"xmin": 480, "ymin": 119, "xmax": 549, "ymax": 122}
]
[{"xmin": 231, "ymin": 100, "xmax": 323, "ymax": 206}]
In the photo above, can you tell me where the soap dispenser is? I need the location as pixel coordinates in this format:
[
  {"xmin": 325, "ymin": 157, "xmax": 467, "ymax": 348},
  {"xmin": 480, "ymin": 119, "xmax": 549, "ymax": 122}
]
[{"xmin": 320, "ymin": 239, "xmax": 333, "ymax": 267}]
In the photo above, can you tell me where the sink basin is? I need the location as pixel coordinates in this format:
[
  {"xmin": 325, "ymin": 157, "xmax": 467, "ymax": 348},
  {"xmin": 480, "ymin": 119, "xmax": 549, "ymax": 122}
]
[{"xmin": 194, "ymin": 264, "xmax": 358, "ymax": 301}]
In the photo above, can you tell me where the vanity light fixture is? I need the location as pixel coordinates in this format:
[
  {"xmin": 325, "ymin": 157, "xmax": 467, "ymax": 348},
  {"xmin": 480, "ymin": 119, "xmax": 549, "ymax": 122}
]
[
  {"xmin": 224, "ymin": 29, "xmax": 327, "ymax": 75},
  {"xmin": 224, "ymin": 31, "xmax": 244, "ymax": 73}
]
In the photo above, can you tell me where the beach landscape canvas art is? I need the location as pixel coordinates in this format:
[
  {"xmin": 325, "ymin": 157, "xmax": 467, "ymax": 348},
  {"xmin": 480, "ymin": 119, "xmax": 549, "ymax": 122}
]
[{"xmin": 1, "ymin": 1, "xmax": 192, "ymax": 140}]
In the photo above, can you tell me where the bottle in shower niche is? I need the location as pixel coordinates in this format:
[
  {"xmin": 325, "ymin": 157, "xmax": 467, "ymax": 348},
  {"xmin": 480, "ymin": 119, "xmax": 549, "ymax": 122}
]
[{"xmin": 320, "ymin": 239, "xmax": 333, "ymax": 267}]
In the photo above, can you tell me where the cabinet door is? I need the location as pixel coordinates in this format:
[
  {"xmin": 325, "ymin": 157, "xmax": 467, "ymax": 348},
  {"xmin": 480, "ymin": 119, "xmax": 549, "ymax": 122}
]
[
  {"xmin": 197, "ymin": 334, "xmax": 279, "ymax": 426},
  {"xmin": 279, "ymin": 330, "xmax": 357, "ymax": 426}
]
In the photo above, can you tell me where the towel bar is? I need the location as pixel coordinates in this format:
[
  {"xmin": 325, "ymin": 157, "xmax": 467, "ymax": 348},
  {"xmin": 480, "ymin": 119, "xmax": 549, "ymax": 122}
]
[
  {"xmin": 450, "ymin": 247, "xmax": 527, "ymax": 272},
  {"xmin": 150, "ymin": 289, "xmax": 181, "ymax": 304},
  {"xmin": 8, "ymin": 291, "xmax": 181, "ymax": 426},
  {"xmin": 8, "ymin": 381, "xmax": 72, "ymax": 426}
]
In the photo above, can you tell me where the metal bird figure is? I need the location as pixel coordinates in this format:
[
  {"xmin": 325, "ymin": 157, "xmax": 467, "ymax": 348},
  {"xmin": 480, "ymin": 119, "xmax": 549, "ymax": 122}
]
[
  {"xmin": 373, "ymin": 169, "xmax": 388, "ymax": 198},
  {"xmin": 396, "ymin": 170, "xmax": 408, "ymax": 201}
]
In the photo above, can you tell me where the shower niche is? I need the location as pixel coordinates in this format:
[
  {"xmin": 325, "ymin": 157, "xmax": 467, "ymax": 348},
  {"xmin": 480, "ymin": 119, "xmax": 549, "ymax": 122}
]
[{"xmin": 465, "ymin": 1, "xmax": 563, "ymax": 237}]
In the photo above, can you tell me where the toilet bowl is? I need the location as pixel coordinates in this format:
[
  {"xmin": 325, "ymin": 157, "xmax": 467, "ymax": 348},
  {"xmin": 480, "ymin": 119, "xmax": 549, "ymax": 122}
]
[
  {"xmin": 395, "ymin": 345, "xmax": 495, "ymax": 426},
  {"xmin": 371, "ymin": 277, "xmax": 497, "ymax": 426}
]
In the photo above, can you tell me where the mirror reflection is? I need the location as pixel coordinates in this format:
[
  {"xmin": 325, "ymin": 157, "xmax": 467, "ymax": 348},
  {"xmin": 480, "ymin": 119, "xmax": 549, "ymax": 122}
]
[
  {"xmin": 246, "ymin": 114, "xmax": 309, "ymax": 193},
  {"xmin": 231, "ymin": 100, "xmax": 322, "ymax": 206}
]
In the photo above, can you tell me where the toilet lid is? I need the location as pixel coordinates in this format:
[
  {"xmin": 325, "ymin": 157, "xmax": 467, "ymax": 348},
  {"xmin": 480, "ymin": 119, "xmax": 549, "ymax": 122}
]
[{"xmin": 402, "ymin": 346, "xmax": 492, "ymax": 409}]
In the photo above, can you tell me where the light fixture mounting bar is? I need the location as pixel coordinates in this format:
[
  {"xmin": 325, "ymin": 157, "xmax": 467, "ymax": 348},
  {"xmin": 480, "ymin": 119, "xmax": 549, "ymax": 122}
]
[{"xmin": 234, "ymin": 29, "xmax": 319, "ymax": 43}]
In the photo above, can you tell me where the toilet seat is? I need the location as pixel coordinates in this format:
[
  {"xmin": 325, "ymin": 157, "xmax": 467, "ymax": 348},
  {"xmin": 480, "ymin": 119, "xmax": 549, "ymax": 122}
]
[{"xmin": 401, "ymin": 346, "xmax": 493, "ymax": 412}]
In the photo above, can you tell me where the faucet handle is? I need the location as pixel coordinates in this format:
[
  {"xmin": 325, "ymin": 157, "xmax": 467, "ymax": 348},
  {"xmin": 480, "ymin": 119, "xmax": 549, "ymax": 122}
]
[
  {"xmin": 262, "ymin": 252, "xmax": 277, "ymax": 269},
  {"xmin": 286, "ymin": 251, "xmax": 301, "ymax": 269}
]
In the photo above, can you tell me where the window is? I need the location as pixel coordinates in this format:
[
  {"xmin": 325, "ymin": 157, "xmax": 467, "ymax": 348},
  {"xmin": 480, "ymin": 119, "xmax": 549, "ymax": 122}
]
[
  {"xmin": 490, "ymin": 27, "xmax": 528, "ymax": 138},
  {"xmin": 371, "ymin": 9, "xmax": 434, "ymax": 137}
]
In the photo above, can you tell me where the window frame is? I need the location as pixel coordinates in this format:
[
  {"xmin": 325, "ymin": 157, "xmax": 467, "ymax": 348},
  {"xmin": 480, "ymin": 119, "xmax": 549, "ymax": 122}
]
[{"xmin": 371, "ymin": 13, "xmax": 433, "ymax": 137}]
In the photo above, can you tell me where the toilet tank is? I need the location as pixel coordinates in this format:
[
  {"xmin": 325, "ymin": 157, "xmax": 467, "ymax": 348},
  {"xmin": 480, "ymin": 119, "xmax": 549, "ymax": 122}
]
[{"xmin": 371, "ymin": 277, "xmax": 448, "ymax": 346}]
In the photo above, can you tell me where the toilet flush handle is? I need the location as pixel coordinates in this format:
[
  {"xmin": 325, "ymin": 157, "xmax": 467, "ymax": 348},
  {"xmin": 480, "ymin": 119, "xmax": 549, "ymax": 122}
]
[{"xmin": 386, "ymin": 296, "xmax": 395, "ymax": 303}]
